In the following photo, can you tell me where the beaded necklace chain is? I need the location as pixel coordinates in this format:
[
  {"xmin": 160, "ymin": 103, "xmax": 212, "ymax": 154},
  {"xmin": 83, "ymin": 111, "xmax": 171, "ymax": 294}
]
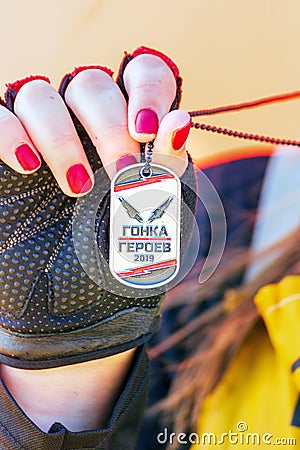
[{"xmin": 188, "ymin": 91, "xmax": 300, "ymax": 147}]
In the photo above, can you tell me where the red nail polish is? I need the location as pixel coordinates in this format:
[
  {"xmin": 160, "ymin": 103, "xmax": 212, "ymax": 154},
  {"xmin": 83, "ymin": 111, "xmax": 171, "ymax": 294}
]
[
  {"xmin": 172, "ymin": 121, "xmax": 191, "ymax": 150},
  {"xmin": 135, "ymin": 109, "xmax": 159, "ymax": 134},
  {"xmin": 66, "ymin": 164, "xmax": 93, "ymax": 194},
  {"xmin": 116, "ymin": 154, "xmax": 137, "ymax": 172},
  {"xmin": 15, "ymin": 144, "xmax": 40, "ymax": 171}
]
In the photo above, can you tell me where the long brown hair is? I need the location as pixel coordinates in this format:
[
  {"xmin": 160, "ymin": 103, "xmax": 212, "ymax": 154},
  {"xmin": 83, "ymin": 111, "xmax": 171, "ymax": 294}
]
[{"xmin": 148, "ymin": 225, "xmax": 300, "ymax": 442}]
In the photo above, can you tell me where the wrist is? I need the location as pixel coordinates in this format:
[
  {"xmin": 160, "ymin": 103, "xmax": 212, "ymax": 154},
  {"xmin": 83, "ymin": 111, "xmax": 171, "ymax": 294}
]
[{"xmin": 0, "ymin": 348, "xmax": 136, "ymax": 432}]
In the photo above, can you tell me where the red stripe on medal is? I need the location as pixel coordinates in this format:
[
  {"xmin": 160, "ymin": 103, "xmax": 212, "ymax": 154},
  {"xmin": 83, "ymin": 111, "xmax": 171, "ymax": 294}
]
[
  {"xmin": 118, "ymin": 237, "xmax": 171, "ymax": 241},
  {"xmin": 117, "ymin": 259, "xmax": 177, "ymax": 278},
  {"xmin": 114, "ymin": 173, "xmax": 174, "ymax": 192}
]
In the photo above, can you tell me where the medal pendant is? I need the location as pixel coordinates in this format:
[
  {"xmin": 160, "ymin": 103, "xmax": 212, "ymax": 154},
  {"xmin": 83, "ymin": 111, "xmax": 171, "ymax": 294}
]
[{"xmin": 109, "ymin": 163, "xmax": 181, "ymax": 289}]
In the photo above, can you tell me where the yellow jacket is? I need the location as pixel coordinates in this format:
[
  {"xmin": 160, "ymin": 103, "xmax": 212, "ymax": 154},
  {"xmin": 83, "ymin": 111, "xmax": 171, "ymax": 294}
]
[{"xmin": 193, "ymin": 276, "xmax": 300, "ymax": 449}]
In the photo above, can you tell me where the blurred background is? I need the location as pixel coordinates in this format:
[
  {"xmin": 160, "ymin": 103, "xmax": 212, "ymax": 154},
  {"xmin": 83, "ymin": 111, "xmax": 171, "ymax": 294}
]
[{"xmin": 1, "ymin": 0, "xmax": 300, "ymax": 161}]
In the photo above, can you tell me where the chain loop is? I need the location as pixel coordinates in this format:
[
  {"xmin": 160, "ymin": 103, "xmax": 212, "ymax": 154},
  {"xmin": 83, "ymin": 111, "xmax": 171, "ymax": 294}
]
[
  {"xmin": 189, "ymin": 90, "xmax": 300, "ymax": 147},
  {"xmin": 190, "ymin": 122, "xmax": 300, "ymax": 147},
  {"xmin": 140, "ymin": 140, "xmax": 154, "ymax": 178}
]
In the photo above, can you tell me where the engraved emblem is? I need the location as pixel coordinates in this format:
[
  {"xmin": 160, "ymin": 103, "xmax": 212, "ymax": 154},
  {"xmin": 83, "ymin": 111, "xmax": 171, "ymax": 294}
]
[{"xmin": 109, "ymin": 163, "xmax": 181, "ymax": 288}]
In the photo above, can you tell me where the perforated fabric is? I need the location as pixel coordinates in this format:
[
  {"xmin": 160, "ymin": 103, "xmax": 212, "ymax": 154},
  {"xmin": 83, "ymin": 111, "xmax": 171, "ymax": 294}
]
[{"xmin": 0, "ymin": 56, "xmax": 196, "ymax": 369}]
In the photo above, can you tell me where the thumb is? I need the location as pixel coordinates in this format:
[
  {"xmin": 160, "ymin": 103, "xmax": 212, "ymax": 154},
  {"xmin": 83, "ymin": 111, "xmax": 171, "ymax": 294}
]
[{"xmin": 151, "ymin": 109, "xmax": 191, "ymax": 177}]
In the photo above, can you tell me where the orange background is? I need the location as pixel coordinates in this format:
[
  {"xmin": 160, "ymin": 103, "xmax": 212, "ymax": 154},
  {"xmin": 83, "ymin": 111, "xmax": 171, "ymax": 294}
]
[{"xmin": 1, "ymin": 0, "xmax": 300, "ymax": 161}]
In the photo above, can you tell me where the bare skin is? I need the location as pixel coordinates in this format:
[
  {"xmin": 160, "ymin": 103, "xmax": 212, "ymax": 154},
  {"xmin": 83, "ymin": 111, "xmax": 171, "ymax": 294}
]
[
  {"xmin": 0, "ymin": 51, "xmax": 190, "ymax": 434},
  {"xmin": 0, "ymin": 349, "xmax": 135, "ymax": 432}
]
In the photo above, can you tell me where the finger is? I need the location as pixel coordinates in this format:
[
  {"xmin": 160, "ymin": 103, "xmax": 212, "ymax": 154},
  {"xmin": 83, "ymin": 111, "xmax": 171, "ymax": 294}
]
[
  {"xmin": 14, "ymin": 80, "xmax": 94, "ymax": 197},
  {"xmin": 65, "ymin": 69, "xmax": 140, "ymax": 179},
  {"xmin": 123, "ymin": 54, "xmax": 177, "ymax": 142},
  {"xmin": 0, "ymin": 105, "xmax": 41, "ymax": 173},
  {"xmin": 151, "ymin": 109, "xmax": 191, "ymax": 177}
]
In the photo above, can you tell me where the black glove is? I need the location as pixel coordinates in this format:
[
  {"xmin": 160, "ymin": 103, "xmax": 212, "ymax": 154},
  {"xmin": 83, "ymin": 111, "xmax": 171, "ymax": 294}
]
[{"xmin": 0, "ymin": 47, "xmax": 196, "ymax": 369}]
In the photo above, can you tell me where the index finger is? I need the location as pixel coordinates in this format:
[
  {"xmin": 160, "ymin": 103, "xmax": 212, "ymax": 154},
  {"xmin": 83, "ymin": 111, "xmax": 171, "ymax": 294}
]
[{"xmin": 64, "ymin": 68, "xmax": 140, "ymax": 179}]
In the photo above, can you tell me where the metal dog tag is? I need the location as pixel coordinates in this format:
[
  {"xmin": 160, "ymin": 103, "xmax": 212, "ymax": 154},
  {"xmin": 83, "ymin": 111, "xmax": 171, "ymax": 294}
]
[{"xmin": 109, "ymin": 163, "xmax": 181, "ymax": 288}]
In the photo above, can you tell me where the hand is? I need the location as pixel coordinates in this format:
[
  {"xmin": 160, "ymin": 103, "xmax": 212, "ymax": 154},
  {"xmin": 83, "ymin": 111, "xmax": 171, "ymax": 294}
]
[
  {"xmin": 1, "ymin": 49, "xmax": 191, "ymax": 197},
  {"xmin": 0, "ymin": 47, "xmax": 196, "ymax": 370}
]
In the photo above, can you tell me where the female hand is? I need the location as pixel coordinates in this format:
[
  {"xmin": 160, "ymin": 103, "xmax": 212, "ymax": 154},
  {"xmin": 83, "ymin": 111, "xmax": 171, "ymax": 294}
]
[
  {"xmin": 0, "ymin": 48, "xmax": 191, "ymax": 197},
  {"xmin": 0, "ymin": 46, "xmax": 196, "ymax": 370}
]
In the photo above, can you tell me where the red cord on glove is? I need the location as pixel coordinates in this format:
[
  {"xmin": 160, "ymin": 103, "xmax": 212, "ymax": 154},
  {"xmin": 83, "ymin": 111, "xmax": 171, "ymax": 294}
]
[{"xmin": 6, "ymin": 75, "xmax": 51, "ymax": 94}]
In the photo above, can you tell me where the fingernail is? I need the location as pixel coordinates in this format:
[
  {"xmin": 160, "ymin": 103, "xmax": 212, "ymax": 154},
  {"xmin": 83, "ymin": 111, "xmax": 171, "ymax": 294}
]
[
  {"xmin": 66, "ymin": 163, "xmax": 93, "ymax": 194},
  {"xmin": 15, "ymin": 143, "xmax": 40, "ymax": 171},
  {"xmin": 172, "ymin": 121, "xmax": 191, "ymax": 150},
  {"xmin": 116, "ymin": 154, "xmax": 137, "ymax": 172},
  {"xmin": 135, "ymin": 109, "xmax": 159, "ymax": 134}
]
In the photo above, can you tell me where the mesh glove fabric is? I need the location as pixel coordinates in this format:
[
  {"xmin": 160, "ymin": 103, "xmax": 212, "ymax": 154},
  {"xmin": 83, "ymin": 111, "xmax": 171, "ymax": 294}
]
[{"xmin": 0, "ymin": 47, "xmax": 196, "ymax": 368}]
